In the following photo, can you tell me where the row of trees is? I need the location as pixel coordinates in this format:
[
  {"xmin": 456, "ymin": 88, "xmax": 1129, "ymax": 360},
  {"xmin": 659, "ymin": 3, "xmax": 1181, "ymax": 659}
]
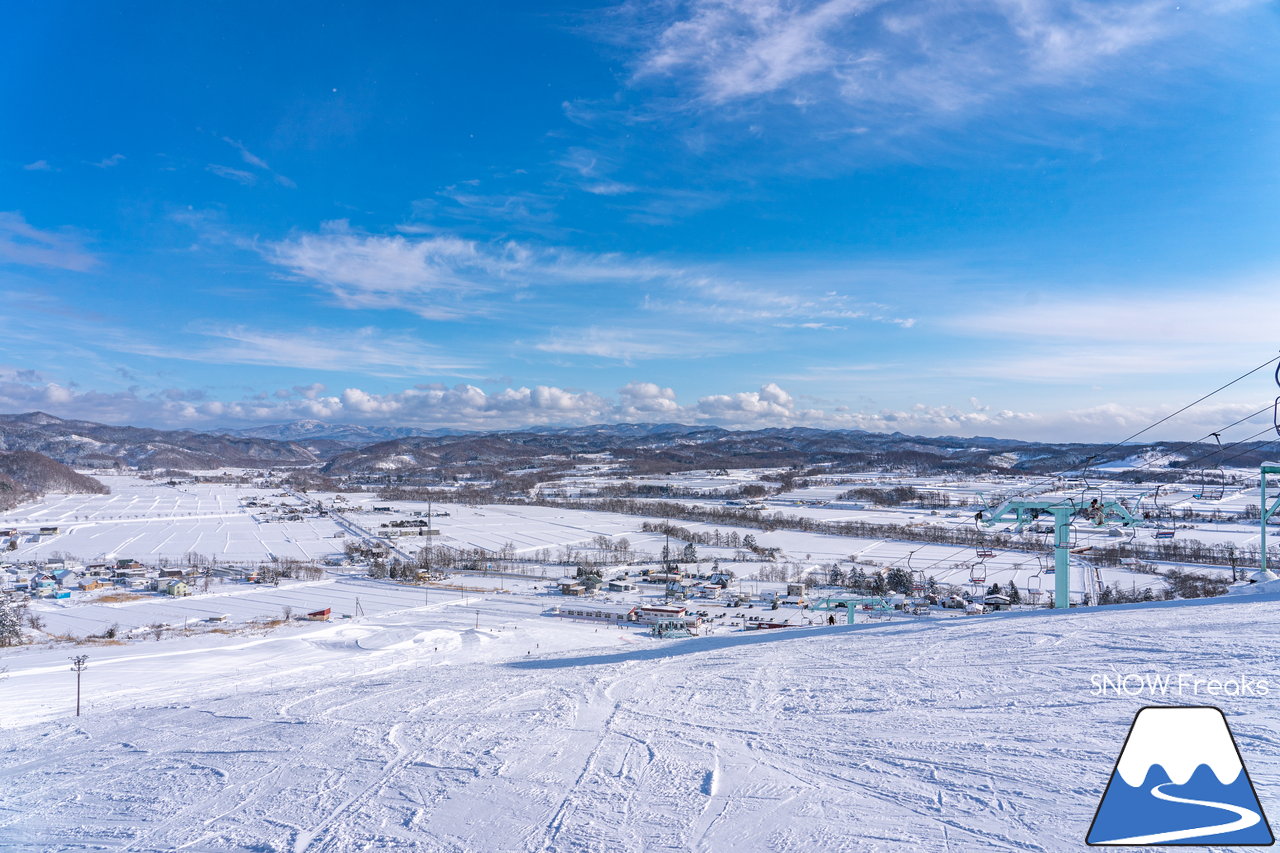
[
  {"xmin": 837, "ymin": 486, "xmax": 966, "ymax": 509},
  {"xmin": 639, "ymin": 521, "xmax": 783, "ymax": 561},
  {"xmin": 530, "ymin": 496, "xmax": 1277, "ymax": 572}
]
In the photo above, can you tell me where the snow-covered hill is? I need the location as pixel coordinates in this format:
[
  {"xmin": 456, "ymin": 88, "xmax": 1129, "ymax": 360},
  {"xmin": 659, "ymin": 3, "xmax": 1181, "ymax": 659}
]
[{"xmin": 2, "ymin": 594, "xmax": 1278, "ymax": 851}]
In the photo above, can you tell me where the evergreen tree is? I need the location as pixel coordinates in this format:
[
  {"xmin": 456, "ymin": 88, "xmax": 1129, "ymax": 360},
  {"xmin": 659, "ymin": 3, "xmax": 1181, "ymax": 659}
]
[
  {"xmin": 1007, "ymin": 582, "xmax": 1022, "ymax": 604},
  {"xmin": 886, "ymin": 566, "xmax": 912, "ymax": 594},
  {"xmin": 828, "ymin": 565, "xmax": 845, "ymax": 586},
  {"xmin": 869, "ymin": 572, "xmax": 887, "ymax": 595},
  {"xmin": 681, "ymin": 543, "xmax": 697, "ymax": 563},
  {"xmin": 0, "ymin": 597, "xmax": 24, "ymax": 647},
  {"xmin": 742, "ymin": 534, "xmax": 758, "ymax": 550}
]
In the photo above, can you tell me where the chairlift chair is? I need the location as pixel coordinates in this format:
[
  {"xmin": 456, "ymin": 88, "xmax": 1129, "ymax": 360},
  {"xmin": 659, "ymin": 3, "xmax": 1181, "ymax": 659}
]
[
  {"xmin": 1193, "ymin": 434, "xmax": 1227, "ymax": 501},
  {"xmin": 1026, "ymin": 571, "xmax": 1043, "ymax": 604},
  {"xmin": 969, "ymin": 562, "xmax": 987, "ymax": 586}
]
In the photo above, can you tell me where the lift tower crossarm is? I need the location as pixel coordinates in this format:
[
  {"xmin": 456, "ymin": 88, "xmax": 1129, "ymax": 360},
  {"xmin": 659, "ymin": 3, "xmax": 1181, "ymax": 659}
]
[{"xmin": 980, "ymin": 498, "xmax": 1140, "ymax": 610}]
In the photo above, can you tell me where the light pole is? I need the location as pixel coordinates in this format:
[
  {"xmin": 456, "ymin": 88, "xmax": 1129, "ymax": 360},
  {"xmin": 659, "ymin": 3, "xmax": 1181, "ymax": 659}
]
[{"xmin": 70, "ymin": 655, "xmax": 88, "ymax": 717}]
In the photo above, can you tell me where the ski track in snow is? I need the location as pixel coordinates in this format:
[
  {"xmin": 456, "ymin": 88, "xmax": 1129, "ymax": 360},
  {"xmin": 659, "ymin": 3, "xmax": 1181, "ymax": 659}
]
[{"xmin": 2, "ymin": 596, "xmax": 1280, "ymax": 851}]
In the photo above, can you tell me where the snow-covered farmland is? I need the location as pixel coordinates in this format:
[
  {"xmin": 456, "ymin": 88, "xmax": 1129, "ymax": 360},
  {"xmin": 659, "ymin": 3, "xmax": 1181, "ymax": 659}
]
[
  {"xmin": 2, "ymin": 592, "xmax": 1279, "ymax": 851},
  {"xmin": 28, "ymin": 574, "xmax": 515, "ymax": 638},
  {"xmin": 0, "ymin": 475, "xmax": 343, "ymax": 562}
]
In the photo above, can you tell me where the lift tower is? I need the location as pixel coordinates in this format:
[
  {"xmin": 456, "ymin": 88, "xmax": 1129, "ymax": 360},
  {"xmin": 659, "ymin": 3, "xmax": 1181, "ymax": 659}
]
[
  {"xmin": 1257, "ymin": 463, "xmax": 1280, "ymax": 582},
  {"xmin": 980, "ymin": 497, "xmax": 1139, "ymax": 609}
]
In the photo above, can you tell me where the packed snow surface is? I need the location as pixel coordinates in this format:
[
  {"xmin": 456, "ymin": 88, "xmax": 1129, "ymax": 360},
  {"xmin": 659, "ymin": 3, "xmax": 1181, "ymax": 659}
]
[{"xmin": 3, "ymin": 588, "xmax": 1280, "ymax": 851}]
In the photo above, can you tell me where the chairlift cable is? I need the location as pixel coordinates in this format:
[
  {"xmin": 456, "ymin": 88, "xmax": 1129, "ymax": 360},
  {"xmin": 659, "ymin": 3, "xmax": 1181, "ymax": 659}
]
[
  {"xmin": 847, "ymin": 358, "xmax": 1280, "ymax": 592},
  {"xmin": 990, "ymin": 352, "xmax": 1280, "ymax": 504}
]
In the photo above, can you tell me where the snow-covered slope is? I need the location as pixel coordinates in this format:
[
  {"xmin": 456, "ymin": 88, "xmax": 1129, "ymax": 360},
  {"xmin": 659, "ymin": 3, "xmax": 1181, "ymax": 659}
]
[{"xmin": 3, "ymin": 595, "xmax": 1279, "ymax": 851}]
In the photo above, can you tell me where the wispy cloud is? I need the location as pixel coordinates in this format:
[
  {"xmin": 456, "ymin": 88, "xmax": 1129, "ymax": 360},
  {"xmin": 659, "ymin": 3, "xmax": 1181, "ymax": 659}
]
[
  {"xmin": 116, "ymin": 324, "xmax": 478, "ymax": 378},
  {"xmin": 260, "ymin": 222, "xmax": 917, "ymax": 342},
  {"xmin": 408, "ymin": 180, "xmax": 562, "ymax": 233},
  {"xmin": 0, "ymin": 212, "xmax": 98, "ymax": 272},
  {"xmin": 206, "ymin": 164, "xmax": 258, "ymax": 185},
  {"xmin": 91, "ymin": 153, "xmax": 125, "ymax": 168},
  {"xmin": 577, "ymin": 0, "xmax": 1269, "ymax": 171},
  {"xmin": 534, "ymin": 326, "xmax": 746, "ymax": 363},
  {"xmin": 220, "ymin": 136, "xmax": 296, "ymax": 188},
  {"xmin": 631, "ymin": 0, "xmax": 1258, "ymax": 113},
  {"xmin": 222, "ymin": 137, "xmax": 269, "ymax": 170},
  {"xmin": 21, "ymin": 160, "xmax": 52, "ymax": 172},
  {"xmin": 649, "ymin": 275, "xmax": 916, "ymax": 327},
  {"xmin": 937, "ymin": 277, "xmax": 1280, "ymax": 380}
]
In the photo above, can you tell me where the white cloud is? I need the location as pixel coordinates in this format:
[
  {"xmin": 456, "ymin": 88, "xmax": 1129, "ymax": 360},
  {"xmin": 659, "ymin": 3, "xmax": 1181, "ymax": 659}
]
[
  {"xmin": 22, "ymin": 160, "xmax": 51, "ymax": 171},
  {"xmin": 264, "ymin": 222, "xmax": 517, "ymax": 319},
  {"xmin": 0, "ymin": 368, "xmax": 1269, "ymax": 442},
  {"xmin": 91, "ymin": 154, "xmax": 125, "ymax": 168},
  {"xmin": 0, "ymin": 212, "xmax": 98, "ymax": 272},
  {"xmin": 618, "ymin": 381, "xmax": 680, "ymax": 417}
]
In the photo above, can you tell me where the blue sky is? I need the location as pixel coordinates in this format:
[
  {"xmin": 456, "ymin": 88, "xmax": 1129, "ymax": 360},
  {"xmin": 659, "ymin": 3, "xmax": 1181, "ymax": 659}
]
[{"xmin": 3, "ymin": 0, "xmax": 1279, "ymax": 440}]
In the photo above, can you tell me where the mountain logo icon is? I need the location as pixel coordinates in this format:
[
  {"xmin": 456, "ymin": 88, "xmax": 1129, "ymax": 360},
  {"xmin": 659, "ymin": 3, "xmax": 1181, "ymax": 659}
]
[{"xmin": 1088, "ymin": 706, "xmax": 1274, "ymax": 846}]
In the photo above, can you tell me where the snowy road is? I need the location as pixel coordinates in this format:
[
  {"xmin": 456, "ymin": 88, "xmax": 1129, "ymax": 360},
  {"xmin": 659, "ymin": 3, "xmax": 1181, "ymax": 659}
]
[{"xmin": 3, "ymin": 595, "xmax": 1279, "ymax": 851}]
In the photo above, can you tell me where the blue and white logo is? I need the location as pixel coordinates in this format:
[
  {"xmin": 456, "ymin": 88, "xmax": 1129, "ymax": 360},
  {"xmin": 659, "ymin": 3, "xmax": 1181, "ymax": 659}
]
[{"xmin": 1088, "ymin": 706, "xmax": 1274, "ymax": 846}]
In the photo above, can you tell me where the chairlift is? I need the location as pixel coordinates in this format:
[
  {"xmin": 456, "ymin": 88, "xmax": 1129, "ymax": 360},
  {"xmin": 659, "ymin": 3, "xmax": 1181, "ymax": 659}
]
[
  {"xmin": 969, "ymin": 562, "xmax": 986, "ymax": 586},
  {"xmin": 910, "ymin": 568, "xmax": 925, "ymax": 594},
  {"xmin": 1193, "ymin": 433, "xmax": 1227, "ymax": 501},
  {"xmin": 1026, "ymin": 570, "xmax": 1044, "ymax": 602}
]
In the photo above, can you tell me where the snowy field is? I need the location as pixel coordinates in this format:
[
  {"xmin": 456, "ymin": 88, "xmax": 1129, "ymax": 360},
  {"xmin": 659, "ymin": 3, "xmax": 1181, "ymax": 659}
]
[
  {"xmin": 2, "ymin": 592, "xmax": 1279, "ymax": 851},
  {"xmin": 0, "ymin": 471, "xmax": 1207, "ymax": 606},
  {"xmin": 0, "ymin": 475, "xmax": 343, "ymax": 563},
  {"xmin": 28, "ymin": 574, "xmax": 515, "ymax": 638}
]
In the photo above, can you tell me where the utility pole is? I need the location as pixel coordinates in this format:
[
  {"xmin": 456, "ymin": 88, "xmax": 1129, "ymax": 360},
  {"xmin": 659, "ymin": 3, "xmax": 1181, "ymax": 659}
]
[{"xmin": 70, "ymin": 655, "xmax": 88, "ymax": 717}]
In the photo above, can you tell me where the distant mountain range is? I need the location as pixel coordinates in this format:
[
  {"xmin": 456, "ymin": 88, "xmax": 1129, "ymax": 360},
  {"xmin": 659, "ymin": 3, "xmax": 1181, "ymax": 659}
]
[
  {"xmin": 0, "ymin": 412, "xmax": 321, "ymax": 470},
  {"xmin": 0, "ymin": 412, "xmax": 1266, "ymax": 480},
  {"xmin": 218, "ymin": 419, "xmax": 716, "ymax": 444},
  {"xmin": 220, "ymin": 419, "xmax": 469, "ymax": 445}
]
